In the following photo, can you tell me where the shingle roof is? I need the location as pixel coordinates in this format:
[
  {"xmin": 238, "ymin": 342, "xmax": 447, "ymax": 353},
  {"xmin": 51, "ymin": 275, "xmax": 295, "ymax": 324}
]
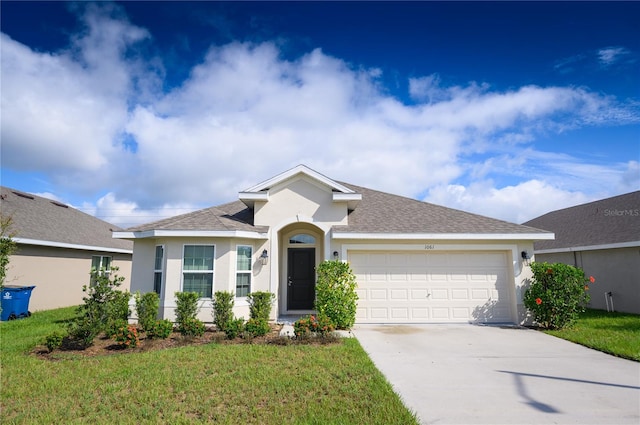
[
  {"xmin": 125, "ymin": 181, "xmax": 548, "ymax": 237},
  {"xmin": 522, "ymin": 191, "xmax": 640, "ymax": 250},
  {"xmin": 333, "ymin": 183, "xmax": 550, "ymax": 235},
  {"xmin": 1, "ymin": 187, "xmax": 133, "ymax": 252},
  {"xmin": 125, "ymin": 200, "xmax": 269, "ymax": 233}
]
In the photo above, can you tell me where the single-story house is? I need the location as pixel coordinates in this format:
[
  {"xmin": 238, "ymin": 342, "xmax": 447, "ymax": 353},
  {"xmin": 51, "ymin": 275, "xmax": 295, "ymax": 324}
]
[
  {"xmin": 115, "ymin": 165, "xmax": 552, "ymax": 325},
  {"xmin": 523, "ymin": 191, "xmax": 640, "ymax": 314},
  {"xmin": 1, "ymin": 186, "xmax": 133, "ymax": 311}
]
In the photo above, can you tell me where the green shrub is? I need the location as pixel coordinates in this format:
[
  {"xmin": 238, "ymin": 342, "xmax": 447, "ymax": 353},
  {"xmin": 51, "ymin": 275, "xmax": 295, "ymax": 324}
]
[
  {"xmin": 293, "ymin": 314, "xmax": 335, "ymax": 338},
  {"xmin": 66, "ymin": 316, "xmax": 100, "ymax": 349},
  {"xmin": 44, "ymin": 331, "xmax": 65, "ymax": 353},
  {"xmin": 244, "ymin": 318, "xmax": 270, "ymax": 338},
  {"xmin": 113, "ymin": 323, "xmax": 139, "ymax": 348},
  {"xmin": 212, "ymin": 291, "xmax": 235, "ymax": 330},
  {"xmin": 105, "ymin": 318, "xmax": 129, "ymax": 339},
  {"xmin": 107, "ymin": 290, "xmax": 131, "ymax": 332},
  {"xmin": 135, "ymin": 291, "xmax": 160, "ymax": 333},
  {"xmin": 315, "ymin": 260, "xmax": 358, "ymax": 329},
  {"xmin": 524, "ymin": 262, "xmax": 593, "ymax": 330},
  {"xmin": 174, "ymin": 291, "xmax": 200, "ymax": 328},
  {"xmin": 247, "ymin": 291, "xmax": 275, "ymax": 321},
  {"xmin": 149, "ymin": 319, "xmax": 174, "ymax": 339},
  {"xmin": 223, "ymin": 317, "xmax": 245, "ymax": 340},
  {"xmin": 178, "ymin": 317, "xmax": 206, "ymax": 338}
]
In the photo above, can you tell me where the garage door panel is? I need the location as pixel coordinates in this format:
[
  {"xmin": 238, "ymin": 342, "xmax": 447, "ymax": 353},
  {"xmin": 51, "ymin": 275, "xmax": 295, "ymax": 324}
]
[{"xmin": 350, "ymin": 251, "xmax": 513, "ymax": 323}]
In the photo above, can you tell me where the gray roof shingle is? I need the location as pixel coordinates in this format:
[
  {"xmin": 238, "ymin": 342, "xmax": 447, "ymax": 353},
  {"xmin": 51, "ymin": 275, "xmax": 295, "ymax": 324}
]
[
  {"xmin": 522, "ymin": 191, "xmax": 640, "ymax": 250},
  {"xmin": 1, "ymin": 187, "xmax": 133, "ymax": 252},
  {"xmin": 125, "ymin": 181, "xmax": 548, "ymax": 236}
]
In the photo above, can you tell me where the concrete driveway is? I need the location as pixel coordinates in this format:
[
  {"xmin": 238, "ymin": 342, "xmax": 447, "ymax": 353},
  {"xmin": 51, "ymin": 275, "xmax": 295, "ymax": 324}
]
[{"xmin": 353, "ymin": 324, "xmax": 639, "ymax": 425}]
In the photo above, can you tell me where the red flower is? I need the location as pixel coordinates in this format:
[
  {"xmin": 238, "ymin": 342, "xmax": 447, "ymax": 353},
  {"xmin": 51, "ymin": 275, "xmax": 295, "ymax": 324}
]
[
  {"xmin": 546, "ymin": 268, "xmax": 553, "ymax": 274},
  {"xmin": 584, "ymin": 285, "xmax": 589, "ymax": 291},
  {"xmin": 535, "ymin": 298, "xmax": 542, "ymax": 305},
  {"xmin": 589, "ymin": 276, "xmax": 595, "ymax": 283}
]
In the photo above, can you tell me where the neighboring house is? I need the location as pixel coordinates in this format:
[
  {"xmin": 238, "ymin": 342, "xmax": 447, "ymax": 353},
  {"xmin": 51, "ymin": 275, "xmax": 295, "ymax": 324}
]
[
  {"xmin": 115, "ymin": 165, "xmax": 552, "ymax": 325},
  {"xmin": 523, "ymin": 191, "xmax": 640, "ymax": 314},
  {"xmin": 1, "ymin": 187, "xmax": 133, "ymax": 311}
]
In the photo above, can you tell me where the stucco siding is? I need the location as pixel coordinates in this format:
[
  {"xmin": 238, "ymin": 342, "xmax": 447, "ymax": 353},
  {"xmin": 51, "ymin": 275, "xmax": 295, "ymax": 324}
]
[
  {"xmin": 536, "ymin": 247, "xmax": 640, "ymax": 314},
  {"xmin": 6, "ymin": 244, "xmax": 132, "ymax": 311}
]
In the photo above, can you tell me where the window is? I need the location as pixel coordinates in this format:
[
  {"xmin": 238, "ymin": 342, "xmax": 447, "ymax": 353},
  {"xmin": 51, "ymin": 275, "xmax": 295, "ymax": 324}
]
[
  {"xmin": 182, "ymin": 245, "xmax": 215, "ymax": 298},
  {"xmin": 90, "ymin": 255, "xmax": 112, "ymax": 285},
  {"xmin": 236, "ymin": 245, "xmax": 252, "ymax": 297},
  {"xmin": 154, "ymin": 245, "xmax": 164, "ymax": 295},
  {"xmin": 289, "ymin": 234, "xmax": 315, "ymax": 244}
]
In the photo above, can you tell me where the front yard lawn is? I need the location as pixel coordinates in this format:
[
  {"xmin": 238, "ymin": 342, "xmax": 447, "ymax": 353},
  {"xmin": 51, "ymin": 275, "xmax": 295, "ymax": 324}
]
[
  {"xmin": 1, "ymin": 307, "xmax": 418, "ymax": 424},
  {"xmin": 543, "ymin": 308, "xmax": 640, "ymax": 361}
]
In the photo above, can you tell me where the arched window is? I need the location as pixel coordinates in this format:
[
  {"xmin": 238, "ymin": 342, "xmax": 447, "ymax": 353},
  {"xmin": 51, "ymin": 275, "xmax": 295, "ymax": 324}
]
[{"xmin": 289, "ymin": 234, "xmax": 316, "ymax": 244}]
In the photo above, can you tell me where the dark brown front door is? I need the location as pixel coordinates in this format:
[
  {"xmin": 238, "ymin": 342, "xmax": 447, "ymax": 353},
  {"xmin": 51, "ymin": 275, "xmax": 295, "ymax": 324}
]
[{"xmin": 287, "ymin": 248, "xmax": 315, "ymax": 310}]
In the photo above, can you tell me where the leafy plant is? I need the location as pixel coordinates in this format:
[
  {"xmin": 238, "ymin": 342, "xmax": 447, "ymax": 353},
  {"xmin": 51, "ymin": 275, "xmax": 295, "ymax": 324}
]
[
  {"xmin": 244, "ymin": 318, "xmax": 270, "ymax": 338},
  {"xmin": 44, "ymin": 331, "xmax": 65, "ymax": 353},
  {"xmin": 293, "ymin": 314, "xmax": 335, "ymax": 338},
  {"xmin": 212, "ymin": 291, "xmax": 235, "ymax": 330},
  {"xmin": 524, "ymin": 262, "xmax": 592, "ymax": 330},
  {"xmin": 178, "ymin": 317, "xmax": 206, "ymax": 338},
  {"xmin": 67, "ymin": 267, "xmax": 128, "ymax": 348},
  {"xmin": 315, "ymin": 260, "xmax": 358, "ymax": 329},
  {"xmin": 135, "ymin": 291, "xmax": 160, "ymax": 333},
  {"xmin": 223, "ymin": 317, "xmax": 245, "ymax": 340},
  {"xmin": 0, "ymin": 214, "xmax": 17, "ymax": 286},
  {"xmin": 105, "ymin": 318, "xmax": 129, "ymax": 339},
  {"xmin": 247, "ymin": 291, "xmax": 275, "ymax": 321},
  {"xmin": 174, "ymin": 291, "xmax": 200, "ymax": 329},
  {"xmin": 149, "ymin": 319, "xmax": 174, "ymax": 339},
  {"xmin": 113, "ymin": 323, "xmax": 139, "ymax": 348}
]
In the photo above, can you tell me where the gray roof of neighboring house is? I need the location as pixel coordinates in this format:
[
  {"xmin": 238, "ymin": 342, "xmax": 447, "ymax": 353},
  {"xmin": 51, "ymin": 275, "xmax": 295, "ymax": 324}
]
[
  {"xmin": 1, "ymin": 187, "xmax": 133, "ymax": 252},
  {"xmin": 125, "ymin": 182, "xmax": 549, "ymax": 236},
  {"xmin": 522, "ymin": 191, "xmax": 640, "ymax": 251}
]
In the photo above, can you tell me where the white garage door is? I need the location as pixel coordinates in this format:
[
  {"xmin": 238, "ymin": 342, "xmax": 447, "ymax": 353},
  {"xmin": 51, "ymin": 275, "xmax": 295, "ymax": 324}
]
[{"xmin": 349, "ymin": 251, "xmax": 513, "ymax": 323}]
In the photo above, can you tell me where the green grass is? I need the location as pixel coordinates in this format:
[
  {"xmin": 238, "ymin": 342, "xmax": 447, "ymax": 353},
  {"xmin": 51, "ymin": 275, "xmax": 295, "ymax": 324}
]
[
  {"xmin": 1, "ymin": 307, "xmax": 418, "ymax": 424},
  {"xmin": 544, "ymin": 309, "xmax": 640, "ymax": 361}
]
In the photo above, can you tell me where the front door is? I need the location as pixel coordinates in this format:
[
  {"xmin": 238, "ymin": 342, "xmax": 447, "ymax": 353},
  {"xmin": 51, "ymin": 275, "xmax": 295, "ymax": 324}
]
[{"xmin": 287, "ymin": 248, "xmax": 316, "ymax": 310}]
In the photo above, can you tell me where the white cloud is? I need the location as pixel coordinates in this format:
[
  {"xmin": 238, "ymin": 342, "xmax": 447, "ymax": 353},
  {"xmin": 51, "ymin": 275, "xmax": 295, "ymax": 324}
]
[
  {"xmin": 1, "ymin": 7, "xmax": 638, "ymax": 227},
  {"xmin": 425, "ymin": 180, "xmax": 591, "ymax": 224},
  {"xmin": 598, "ymin": 46, "xmax": 630, "ymax": 67}
]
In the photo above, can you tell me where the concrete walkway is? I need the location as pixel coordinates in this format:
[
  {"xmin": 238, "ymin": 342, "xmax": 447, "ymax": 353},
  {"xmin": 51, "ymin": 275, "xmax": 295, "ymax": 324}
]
[{"xmin": 353, "ymin": 324, "xmax": 640, "ymax": 425}]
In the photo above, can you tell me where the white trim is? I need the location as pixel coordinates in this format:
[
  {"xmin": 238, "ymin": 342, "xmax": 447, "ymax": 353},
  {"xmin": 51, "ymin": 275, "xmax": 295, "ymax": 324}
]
[
  {"xmin": 332, "ymin": 232, "xmax": 554, "ymax": 241},
  {"xmin": 15, "ymin": 237, "xmax": 133, "ymax": 254},
  {"xmin": 242, "ymin": 164, "xmax": 357, "ymax": 195},
  {"xmin": 112, "ymin": 230, "xmax": 268, "ymax": 239},
  {"xmin": 535, "ymin": 240, "xmax": 640, "ymax": 254}
]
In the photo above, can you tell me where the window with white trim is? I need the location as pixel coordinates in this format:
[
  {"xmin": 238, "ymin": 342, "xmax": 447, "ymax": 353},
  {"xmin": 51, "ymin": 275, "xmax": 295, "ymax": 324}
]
[
  {"xmin": 154, "ymin": 245, "xmax": 164, "ymax": 295},
  {"xmin": 90, "ymin": 255, "xmax": 112, "ymax": 285},
  {"xmin": 236, "ymin": 245, "xmax": 252, "ymax": 297},
  {"xmin": 182, "ymin": 245, "xmax": 215, "ymax": 298}
]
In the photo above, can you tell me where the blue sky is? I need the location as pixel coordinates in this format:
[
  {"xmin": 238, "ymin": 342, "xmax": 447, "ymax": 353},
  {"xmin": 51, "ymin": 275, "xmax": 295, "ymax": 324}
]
[{"xmin": 1, "ymin": 1, "xmax": 638, "ymax": 228}]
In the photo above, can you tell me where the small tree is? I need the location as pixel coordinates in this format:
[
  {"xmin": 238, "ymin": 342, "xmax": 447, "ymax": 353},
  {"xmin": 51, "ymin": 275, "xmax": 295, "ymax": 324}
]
[
  {"xmin": 247, "ymin": 291, "xmax": 275, "ymax": 321},
  {"xmin": 135, "ymin": 291, "xmax": 160, "ymax": 333},
  {"xmin": 174, "ymin": 292, "xmax": 204, "ymax": 337},
  {"xmin": 524, "ymin": 262, "xmax": 592, "ymax": 330},
  {"xmin": 212, "ymin": 291, "xmax": 235, "ymax": 330},
  {"xmin": 315, "ymin": 260, "xmax": 358, "ymax": 330},
  {"xmin": 0, "ymin": 214, "xmax": 17, "ymax": 286}
]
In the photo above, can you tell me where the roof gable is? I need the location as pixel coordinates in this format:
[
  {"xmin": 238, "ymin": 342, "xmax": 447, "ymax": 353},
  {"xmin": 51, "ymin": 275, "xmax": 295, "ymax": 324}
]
[
  {"xmin": 0, "ymin": 187, "xmax": 132, "ymax": 252},
  {"xmin": 523, "ymin": 191, "xmax": 640, "ymax": 250}
]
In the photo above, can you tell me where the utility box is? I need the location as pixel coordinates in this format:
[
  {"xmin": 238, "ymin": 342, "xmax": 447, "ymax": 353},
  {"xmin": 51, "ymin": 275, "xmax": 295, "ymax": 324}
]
[{"xmin": 1, "ymin": 286, "xmax": 36, "ymax": 321}]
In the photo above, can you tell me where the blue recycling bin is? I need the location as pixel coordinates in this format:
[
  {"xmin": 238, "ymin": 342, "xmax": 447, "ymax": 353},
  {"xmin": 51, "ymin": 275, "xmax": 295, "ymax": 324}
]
[{"xmin": 1, "ymin": 285, "xmax": 36, "ymax": 321}]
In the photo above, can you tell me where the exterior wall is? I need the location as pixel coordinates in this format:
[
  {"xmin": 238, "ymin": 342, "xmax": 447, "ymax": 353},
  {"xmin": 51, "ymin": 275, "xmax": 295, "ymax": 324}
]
[
  {"xmin": 129, "ymin": 237, "xmax": 271, "ymax": 323},
  {"xmin": 253, "ymin": 176, "xmax": 348, "ymax": 227},
  {"xmin": 536, "ymin": 247, "xmax": 640, "ymax": 314},
  {"xmin": 5, "ymin": 244, "xmax": 132, "ymax": 311}
]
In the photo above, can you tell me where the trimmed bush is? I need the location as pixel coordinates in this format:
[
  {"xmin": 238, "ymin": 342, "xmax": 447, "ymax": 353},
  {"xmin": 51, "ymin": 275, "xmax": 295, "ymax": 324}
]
[
  {"xmin": 524, "ymin": 262, "xmax": 592, "ymax": 330},
  {"xmin": 213, "ymin": 291, "xmax": 235, "ymax": 330},
  {"xmin": 315, "ymin": 260, "xmax": 358, "ymax": 329},
  {"xmin": 178, "ymin": 317, "xmax": 206, "ymax": 338},
  {"xmin": 149, "ymin": 319, "xmax": 174, "ymax": 339},
  {"xmin": 247, "ymin": 291, "xmax": 275, "ymax": 321},
  {"xmin": 223, "ymin": 317, "xmax": 245, "ymax": 340},
  {"xmin": 293, "ymin": 314, "xmax": 335, "ymax": 338},
  {"xmin": 44, "ymin": 331, "xmax": 65, "ymax": 353},
  {"xmin": 135, "ymin": 291, "xmax": 160, "ymax": 333},
  {"xmin": 174, "ymin": 291, "xmax": 200, "ymax": 328},
  {"xmin": 244, "ymin": 318, "xmax": 270, "ymax": 338},
  {"xmin": 113, "ymin": 323, "xmax": 139, "ymax": 348}
]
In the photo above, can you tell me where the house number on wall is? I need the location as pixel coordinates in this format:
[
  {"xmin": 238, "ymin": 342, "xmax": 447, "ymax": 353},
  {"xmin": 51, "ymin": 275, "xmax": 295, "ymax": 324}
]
[{"xmin": 424, "ymin": 244, "xmax": 435, "ymax": 250}]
